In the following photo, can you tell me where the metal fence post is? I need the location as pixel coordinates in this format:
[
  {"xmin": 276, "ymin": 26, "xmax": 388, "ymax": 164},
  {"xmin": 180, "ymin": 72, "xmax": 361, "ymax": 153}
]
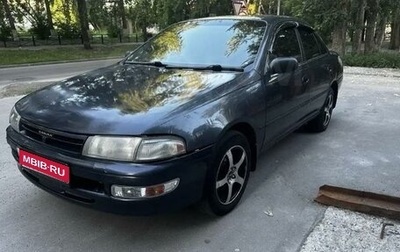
[
  {"xmin": 119, "ymin": 33, "xmax": 122, "ymax": 43},
  {"xmin": 2, "ymin": 39, "xmax": 6, "ymax": 48},
  {"xmin": 101, "ymin": 34, "xmax": 104, "ymax": 44},
  {"xmin": 58, "ymin": 35, "xmax": 61, "ymax": 45},
  {"xmin": 32, "ymin": 35, "xmax": 36, "ymax": 46},
  {"xmin": 80, "ymin": 35, "xmax": 83, "ymax": 44}
]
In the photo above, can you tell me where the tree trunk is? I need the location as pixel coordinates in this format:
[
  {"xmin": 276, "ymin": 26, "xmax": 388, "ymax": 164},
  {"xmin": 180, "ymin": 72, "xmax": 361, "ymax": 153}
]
[
  {"xmin": 2, "ymin": 0, "xmax": 15, "ymax": 30},
  {"xmin": 331, "ymin": 23, "xmax": 347, "ymax": 56},
  {"xmin": 390, "ymin": 8, "xmax": 400, "ymax": 50},
  {"xmin": 364, "ymin": 0, "xmax": 379, "ymax": 53},
  {"xmin": 331, "ymin": 0, "xmax": 349, "ymax": 56},
  {"xmin": 76, "ymin": 0, "xmax": 91, "ymax": 49},
  {"xmin": 118, "ymin": 0, "xmax": 127, "ymax": 30},
  {"xmin": 352, "ymin": 0, "xmax": 366, "ymax": 53},
  {"xmin": 44, "ymin": 0, "xmax": 55, "ymax": 35},
  {"xmin": 390, "ymin": 21, "xmax": 400, "ymax": 50},
  {"xmin": 2, "ymin": 0, "xmax": 18, "ymax": 40},
  {"xmin": 141, "ymin": 26, "xmax": 148, "ymax": 41},
  {"xmin": 44, "ymin": 0, "xmax": 54, "ymax": 28},
  {"xmin": 374, "ymin": 14, "xmax": 386, "ymax": 50}
]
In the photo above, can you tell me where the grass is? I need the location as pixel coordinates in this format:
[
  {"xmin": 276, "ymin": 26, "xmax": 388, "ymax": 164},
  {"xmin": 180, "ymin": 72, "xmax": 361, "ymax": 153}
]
[
  {"xmin": 0, "ymin": 44, "xmax": 141, "ymax": 66},
  {"xmin": 343, "ymin": 51, "xmax": 400, "ymax": 68}
]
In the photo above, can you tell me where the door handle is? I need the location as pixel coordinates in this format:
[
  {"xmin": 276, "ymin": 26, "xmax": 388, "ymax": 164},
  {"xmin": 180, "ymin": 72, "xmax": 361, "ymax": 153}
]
[
  {"xmin": 302, "ymin": 76, "xmax": 310, "ymax": 84},
  {"xmin": 326, "ymin": 65, "xmax": 333, "ymax": 73}
]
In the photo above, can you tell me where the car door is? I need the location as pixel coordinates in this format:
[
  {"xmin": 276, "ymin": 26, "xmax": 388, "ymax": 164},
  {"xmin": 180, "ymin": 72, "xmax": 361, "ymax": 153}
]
[
  {"xmin": 263, "ymin": 24, "xmax": 310, "ymax": 145},
  {"xmin": 297, "ymin": 27, "xmax": 333, "ymax": 114}
]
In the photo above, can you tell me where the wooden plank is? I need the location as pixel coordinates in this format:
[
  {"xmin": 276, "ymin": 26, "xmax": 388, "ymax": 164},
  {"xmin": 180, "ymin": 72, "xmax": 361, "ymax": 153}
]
[{"xmin": 315, "ymin": 185, "xmax": 400, "ymax": 220}]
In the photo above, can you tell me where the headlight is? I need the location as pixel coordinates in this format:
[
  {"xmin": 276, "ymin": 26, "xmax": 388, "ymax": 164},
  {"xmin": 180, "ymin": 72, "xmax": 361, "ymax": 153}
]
[
  {"xmin": 9, "ymin": 106, "xmax": 21, "ymax": 132},
  {"xmin": 82, "ymin": 136, "xmax": 186, "ymax": 162},
  {"xmin": 136, "ymin": 137, "xmax": 186, "ymax": 161},
  {"xmin": 82, "ymin": 136, "xmax": 141, "ymax": 161}
]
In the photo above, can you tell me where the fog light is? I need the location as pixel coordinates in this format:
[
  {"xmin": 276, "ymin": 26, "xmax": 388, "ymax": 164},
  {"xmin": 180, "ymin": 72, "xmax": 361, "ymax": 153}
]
[{"xmin": 111, "ymin": 178, "xmax": 180, "ymax": 199}]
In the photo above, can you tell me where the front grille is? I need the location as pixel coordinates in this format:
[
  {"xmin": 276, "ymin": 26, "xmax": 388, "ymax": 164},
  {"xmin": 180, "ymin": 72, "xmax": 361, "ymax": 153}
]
[{"xmin": 20, "ymin": 120, "xmax": 87, "ymax": 154}]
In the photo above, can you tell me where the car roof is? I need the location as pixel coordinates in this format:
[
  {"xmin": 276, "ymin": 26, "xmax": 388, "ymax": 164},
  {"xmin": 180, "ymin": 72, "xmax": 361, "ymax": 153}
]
[{"xmin": 193, "ymin": 15, "xmax": 310, "ymax": 28}]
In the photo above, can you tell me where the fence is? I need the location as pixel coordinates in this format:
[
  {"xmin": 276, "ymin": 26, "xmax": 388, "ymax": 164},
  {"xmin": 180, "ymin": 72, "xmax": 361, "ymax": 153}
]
[{"xmin": 1, "ymin": 34, "xmax": 144, "ymax": 48}]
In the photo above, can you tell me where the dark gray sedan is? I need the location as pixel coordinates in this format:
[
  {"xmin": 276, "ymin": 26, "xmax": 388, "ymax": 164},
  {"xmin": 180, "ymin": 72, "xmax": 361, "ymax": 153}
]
[{"xmin": 7, "ymin": 15, "xmax": 343, "ymax": 216}]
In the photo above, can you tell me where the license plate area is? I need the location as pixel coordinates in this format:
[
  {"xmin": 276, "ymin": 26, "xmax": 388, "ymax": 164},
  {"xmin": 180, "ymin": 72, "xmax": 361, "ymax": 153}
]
[{"xmin": 18, "ymin": 149, "xmax": 70, "ymax": 184}]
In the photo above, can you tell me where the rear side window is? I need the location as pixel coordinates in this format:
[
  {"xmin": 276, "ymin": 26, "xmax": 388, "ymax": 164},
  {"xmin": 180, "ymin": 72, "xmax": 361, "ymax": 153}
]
[
  {"xmin": 314, "ymin": 34, "xmax": 329, "ymax": 54},
  {"xmin": 271, "ymin": 28, "xmax": 302, "ymax": 62},
  {"xmin": 298, "ymin": 29, "xmax": 321, "ymax": 60}
]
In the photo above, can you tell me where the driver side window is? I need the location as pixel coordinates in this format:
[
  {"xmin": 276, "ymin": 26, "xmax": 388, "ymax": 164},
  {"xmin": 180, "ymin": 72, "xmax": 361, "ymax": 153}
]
[{"xmin": 272, "ymin": 28, "xmax": 302, "ymax": 62}]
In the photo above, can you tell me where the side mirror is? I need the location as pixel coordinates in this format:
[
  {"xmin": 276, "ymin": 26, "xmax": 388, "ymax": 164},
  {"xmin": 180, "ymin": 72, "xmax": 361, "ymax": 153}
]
[{"xmin": 270, "ymin": 57, "xmax": 299, "ymax": 74}]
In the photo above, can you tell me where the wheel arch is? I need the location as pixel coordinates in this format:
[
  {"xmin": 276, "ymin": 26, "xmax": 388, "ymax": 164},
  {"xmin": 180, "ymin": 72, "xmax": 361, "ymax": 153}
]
[
  {"xmin": 221, "ymin": 122, "xmax": 258, "ymax": 172},
  {"xmin": 331, "ymin": 81, "xmax": 339, "ymax": 108}
]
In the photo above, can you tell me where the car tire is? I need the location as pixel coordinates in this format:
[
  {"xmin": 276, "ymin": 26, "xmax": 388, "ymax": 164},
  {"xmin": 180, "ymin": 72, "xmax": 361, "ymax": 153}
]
[
  {"xmin": 203, "ymin": 131, "xmax": 251, "ymax": 216},
  {"xmin": 307, "ymin": 87, "xmax": 335, "ymax": 132}
]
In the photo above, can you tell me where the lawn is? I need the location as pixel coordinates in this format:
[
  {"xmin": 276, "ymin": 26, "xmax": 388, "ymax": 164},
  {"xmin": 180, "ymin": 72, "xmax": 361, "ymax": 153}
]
[{"xmin": 0, "ymin": 44, "xmax": 141, "ymax": 66}]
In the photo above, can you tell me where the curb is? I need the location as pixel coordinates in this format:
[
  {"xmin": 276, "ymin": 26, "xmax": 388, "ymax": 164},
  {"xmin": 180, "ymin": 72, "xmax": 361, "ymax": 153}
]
[
  {"xmin": 0, "ymin": 57, "xmax": 122, "ymax": 69},
  {"xmin": 344, "ymin": 66, "xmax": 400, "ymax": 78}
]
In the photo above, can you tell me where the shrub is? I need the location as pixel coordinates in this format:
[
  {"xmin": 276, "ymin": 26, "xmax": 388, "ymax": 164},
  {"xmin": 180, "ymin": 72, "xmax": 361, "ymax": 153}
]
[
  {"xmin": 56, "ymin": 23, "xmax": 81, "ymax": 39},
  {"xmin": 0, "ymin": 25, "xmax": 12, "ymax": 40},
  {"xmin": 29, "ymin": 16, "xmax": 51, "ymax": 39},
  {"xmin": 343, "ymin": 52, "xmax": 400, "ymax": 69},
  {"xmin": 107, "ymin": 24, "xmax": 121, "ymax": 38}
]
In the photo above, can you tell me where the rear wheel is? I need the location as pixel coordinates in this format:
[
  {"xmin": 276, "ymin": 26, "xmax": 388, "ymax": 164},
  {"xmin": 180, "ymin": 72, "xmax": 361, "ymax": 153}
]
[
  {"xmin": 203, "ymin": 131, "xmax": 251, "ymax": 216},
  {"xmin": 307, "ymin": 87, "xmax": 335, "ymax": 132}
]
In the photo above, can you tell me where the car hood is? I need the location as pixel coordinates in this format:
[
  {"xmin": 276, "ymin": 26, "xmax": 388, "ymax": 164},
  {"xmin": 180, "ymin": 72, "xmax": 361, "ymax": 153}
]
[{"xmin": 16, "ymin": 63, "xmax": 242, "ymax": 135}]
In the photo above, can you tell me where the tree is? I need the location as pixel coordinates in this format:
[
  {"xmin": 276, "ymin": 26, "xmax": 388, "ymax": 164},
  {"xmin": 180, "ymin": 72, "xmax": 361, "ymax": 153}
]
[
  {"xmin": 16, "ymin": 0, "xmax": 52, "ymax": 39},
  {"xmin": 2, "ymin": 0, "xmax": 18, "ymax": 39},
  {"xmin": 129, "ymin": 0, "xmax": 155, "ymax": 40},
  {"xmin": 118, "ymin": 0, "xmax": 127, "ymax": 30},
  {"xmin": 364, "ymin": 0, "xmax": 380, "ymax": 53},
  {"xmin": 44, "ymin": 0, "xmax": 55, "ymax": 34},
  {"xmin": 330, "ymin": 0, "xmax": 350, "ymax": 56},
  {"xmin": 87, "ymin": 0, "xmax": 109, "ymax": 30},
  {"xmin": 76, "ymin": 0, "xmax": 91, "ymax": 49},
  {"xmin": 390, "ymin": 5, "xmax": 400, "ymax": 50},
  {"xmin": 351, "ymin": 0, "xmax": 367, "ymax": 53}
]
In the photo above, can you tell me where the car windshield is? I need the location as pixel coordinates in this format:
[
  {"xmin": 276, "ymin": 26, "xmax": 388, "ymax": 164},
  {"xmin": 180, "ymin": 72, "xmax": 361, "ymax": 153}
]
[{"xmin": 126, "ymin": 19, "xmax": 267, "ymax": 68}]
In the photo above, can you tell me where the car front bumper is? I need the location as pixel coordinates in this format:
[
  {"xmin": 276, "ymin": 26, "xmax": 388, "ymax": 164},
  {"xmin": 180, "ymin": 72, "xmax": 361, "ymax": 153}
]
[{"xmin": 6, "ymin": 126, "xmax": 213, "ymax": 215}]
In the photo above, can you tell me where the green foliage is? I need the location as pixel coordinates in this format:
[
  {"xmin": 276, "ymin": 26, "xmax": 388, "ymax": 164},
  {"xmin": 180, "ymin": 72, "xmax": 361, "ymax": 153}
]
[
  {"xmin": 87, "ymin": 0, "xmax": 110, "ymax": 30},
  {"xmin": 0, "ymin": 25, "xmax": 12, "ymax": 40},
  {"xmin": 343, "ymin": 52, "xmax": 400, "ymax": 68},
  {"xmin": 29, "ymin": 15, "xmax": 51, "ymax": 39},
  {"xmin": 56, "ymin": 22, "xmax": 80, "ymax": 38},
  {"xmin": 106, "ymin": 23, "xmax": 120, "ymax": 38},
  {"xmin": 51, "ymin": 0, "xmax": 78, "ymax": 25},
  {"xmin": 282, "ymin": 0, "xmax": 349, "ymax": 43}
]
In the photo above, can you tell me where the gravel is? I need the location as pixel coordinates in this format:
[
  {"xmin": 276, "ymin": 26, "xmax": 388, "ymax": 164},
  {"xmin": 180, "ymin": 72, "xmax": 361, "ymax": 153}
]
[{"xmin": 301, "ymin": 207, "xmax": 400, "ymax": 252}]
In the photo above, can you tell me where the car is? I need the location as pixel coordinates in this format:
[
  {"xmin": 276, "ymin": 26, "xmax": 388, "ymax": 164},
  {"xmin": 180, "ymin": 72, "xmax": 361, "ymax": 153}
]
[{"xmin": 7, "ymin": 15, "xmax": 343, "ymax": 216}]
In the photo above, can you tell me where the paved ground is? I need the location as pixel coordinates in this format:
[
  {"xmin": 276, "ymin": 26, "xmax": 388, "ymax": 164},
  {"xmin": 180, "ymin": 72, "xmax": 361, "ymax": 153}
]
[
  {"xmin": 0, "ymin": 62, "xmax": 399, "ymax": 251},
  {"xmin": 0, "ymin": 59, "xmax": 119, "ymax": 97}
]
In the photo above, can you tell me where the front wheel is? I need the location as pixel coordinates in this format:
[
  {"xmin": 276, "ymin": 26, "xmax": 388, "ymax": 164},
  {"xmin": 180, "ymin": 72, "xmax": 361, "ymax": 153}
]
[
  {"xmin": 307, "ymin": 88, "xmax": 335, "ymax": 132},
  {"xmin": 203, "ymin": 131, "xmax": 251, "ymax": 216}
]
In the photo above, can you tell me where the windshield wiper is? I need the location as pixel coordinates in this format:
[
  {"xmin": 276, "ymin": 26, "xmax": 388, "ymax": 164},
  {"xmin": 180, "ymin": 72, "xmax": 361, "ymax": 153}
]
[
  {"xmin": 201, "ymin": 65, "xmax": 244, "ymax": 72},
  {"xmin": 167, "ymin": 64, "xmax": 244, "ymax": 72},
  {"xmin": 124, "ymin": 61, "xmax": 168, "ymax": 67},
  {"xmin": 124, "ymin": 61, "xmax": 244, "ymax": 72}
]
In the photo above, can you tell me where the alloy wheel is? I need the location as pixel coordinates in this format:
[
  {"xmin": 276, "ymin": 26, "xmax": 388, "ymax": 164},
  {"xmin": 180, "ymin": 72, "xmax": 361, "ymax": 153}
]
[
  {"xmin": 215, "ymin": 145, "xmax": 248, "ymax": 205},
  {"xmin": 323, "ymin": 93, "xmax": 334, "ymax": 126}
]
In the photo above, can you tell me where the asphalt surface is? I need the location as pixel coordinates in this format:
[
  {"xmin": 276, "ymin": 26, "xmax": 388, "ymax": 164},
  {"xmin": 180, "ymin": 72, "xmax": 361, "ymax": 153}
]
[
  {"xmin": 0, "ymin": 59, "xmax": 119, "ymax": 97},
  {"xmin": 0, "ymin": 62, "xmax": 400, "ymax": 251}
]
